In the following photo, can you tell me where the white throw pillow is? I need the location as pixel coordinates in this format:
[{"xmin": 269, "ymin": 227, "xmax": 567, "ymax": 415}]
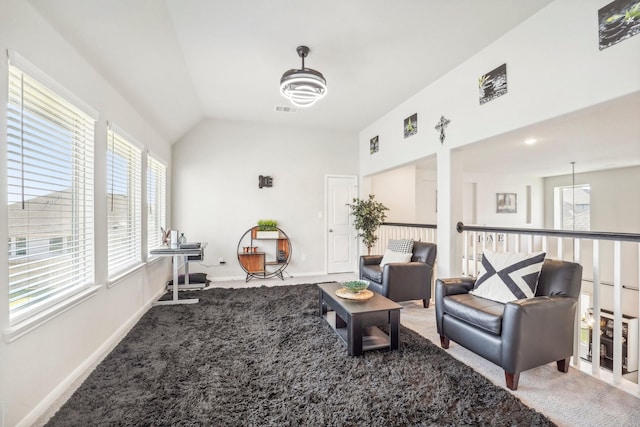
[
  {"xmin": 380, "ymin": 249, "xmax": 412, "ymax": 267},
  {"xmin": 469, "ymin": 250, "xmax": 546, "ymax": 303}
]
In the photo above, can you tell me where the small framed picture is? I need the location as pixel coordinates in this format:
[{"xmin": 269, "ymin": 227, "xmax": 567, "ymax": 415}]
[
  {"xmin": 496, "ymin": 193, "xmax": 517, "ymax": 213},
  {"xmin": 370, "ymin": 135, "xmax": 379, "ymax": 154},
  {"xmin": 404, "ymin": 113, "xmax": 417, "ymax": 138}
]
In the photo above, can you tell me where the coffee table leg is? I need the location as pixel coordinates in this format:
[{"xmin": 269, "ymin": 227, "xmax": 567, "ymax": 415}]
[
  {"xmin": 389, "ymin": 309, "xmax": 400, "ymax": 350},
  {"xmin": 348, "ymin": 314, "xmax": 363, "ymax": 356},
  {"xmin": 319, "ymin": 290, "xmax": 326, "ymax": 317}
]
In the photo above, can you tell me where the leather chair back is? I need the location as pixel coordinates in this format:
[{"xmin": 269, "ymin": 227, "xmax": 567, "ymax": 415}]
[
  {"xmin": 535, "ymin": 259, "xmax": 583, "ymax": 299},
  {"xmin": 411, "ymin": 241, "xmax": 437, "ymax": 266}
]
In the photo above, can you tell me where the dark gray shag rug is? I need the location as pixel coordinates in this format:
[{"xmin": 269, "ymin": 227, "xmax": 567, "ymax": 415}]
[{"xmin": 47, "ymin": 283, "xmax": 554, "ymax": 426}]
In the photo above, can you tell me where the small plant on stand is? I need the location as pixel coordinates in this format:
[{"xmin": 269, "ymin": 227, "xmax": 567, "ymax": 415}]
[
  {"xmin": 257, "ymin": 219, "xmax": 278, "ymax": 231},
  {"xmin": 348, "ymin": 194, "xmax": 389, "ymax": 255}
]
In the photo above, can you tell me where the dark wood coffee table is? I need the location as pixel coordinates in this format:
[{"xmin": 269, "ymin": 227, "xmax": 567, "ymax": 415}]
[{"xmin": 318, "ymin": 282, "xmax": 402, "ymax": 356}]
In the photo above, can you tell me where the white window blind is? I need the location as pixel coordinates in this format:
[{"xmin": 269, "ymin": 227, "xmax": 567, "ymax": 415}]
[
  {"xmin": 147, "ymin": 153, "xmax": 167, "ymax": 253},
  {"xmin": 7, "ymin": 59, "xmax": 95, "ymax": 323},
  {"xmin": 107, "ymin": 126, "xmax": 142, "ymax": 278}
]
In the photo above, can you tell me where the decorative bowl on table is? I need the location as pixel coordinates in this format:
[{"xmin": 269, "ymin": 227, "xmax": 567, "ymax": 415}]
[{"xmin": 341, "ymin": 280, "xmax": 369, "ymax": 293}]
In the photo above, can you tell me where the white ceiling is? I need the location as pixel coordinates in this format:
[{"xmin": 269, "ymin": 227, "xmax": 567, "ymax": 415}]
[{"xmin": 27, "ymin": 0, "xmax": 639, "ymax": 178}]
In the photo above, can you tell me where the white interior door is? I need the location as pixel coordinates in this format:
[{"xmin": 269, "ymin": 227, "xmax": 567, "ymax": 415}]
[{"xmin": 326, "ymin": 175, "xmax": 358, "ymax": 273}]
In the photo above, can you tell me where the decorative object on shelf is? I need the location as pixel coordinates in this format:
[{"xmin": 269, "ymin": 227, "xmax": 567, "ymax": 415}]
[
  {"xmin": 598, "ymin": 0, "xmax": 640, "ymax": 50},
  {"xmin": 370, "ymin": 135, "xmax": 379, "ymax": 154},
  {"xmin": 479, "ymin": 63, "xmax": 507, "ymax": 105},
  {"xmin": 256, "ymin": 219, "xmax": 280, "ymax": 238},
  {"xmin": 435, "ymin": 115, "xmax": 451, "ymax": 144},
  {"xmin": 258, "ymin": 175, "xmax": 273, "ymax": 188},
  {"xmin": 348, "ymin": 194, "xmax": 389, "ymax": 255},
  {"xmin": 496, "ymin": 193, "xmax": 517, "ymax": 213},
  {"xmin": 237, "ymin": 226, "xmax": 291, "ymax": 281},
  {"xmin": 179, "ymin": 233, "xmax": 187, "ymax": 244},
  {"xmin": 404, "ymin": 113, "xmax": 417, "ymax": 138},
  {"xmin": 161, "ymin": 227, "xmax": 171, "ymax": 246},
  {"xmin": 280, "ymin": 45, "xmax": 327, "ymax": 108}
]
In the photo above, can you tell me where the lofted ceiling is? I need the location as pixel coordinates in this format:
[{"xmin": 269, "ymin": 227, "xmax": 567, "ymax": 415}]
[{"xmin": 27, "ymin": 0, "xmax": 639, "ymax": 178}]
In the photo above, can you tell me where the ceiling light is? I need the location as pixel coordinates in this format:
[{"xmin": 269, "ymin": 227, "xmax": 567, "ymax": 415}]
[
  {"xmin": 524, "ymin": 138, "xmax": 537, "ymax": 145},
  {"xmin": 280, "ymin": 46, "xmax": 327, "ymax": 108}
]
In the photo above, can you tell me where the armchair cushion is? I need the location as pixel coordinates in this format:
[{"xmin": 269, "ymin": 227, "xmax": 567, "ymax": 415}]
[
  {"xmin": 380, "ymin": 249, "xmax": 412, "ymax": 267},
  {"xmin": 387, "ymin": 238, "xmax": 414, "ymax": 253},
  {"xmin": 469, "ymin": 251, "xmax": 545, "ymax": 303},
  {"xmin": 443, "ymin": 293, "xmax": 505, "ymax": 335}
]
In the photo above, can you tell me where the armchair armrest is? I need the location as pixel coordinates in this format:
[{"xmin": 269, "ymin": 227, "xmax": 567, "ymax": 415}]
[
  {"xmin": 501, "ymin": 296, "xmax": 578, "ymax": 374},
  {"xmin": 435, "ymin": 277, "xmax": 476, "ymax": 334},
  {"xmin": 360, "ymin": 255, "xmax": 383, "ymax": 266},
  {"xmin": 435, "ymin": 277, "xmax": 476, "ymax": 297}
]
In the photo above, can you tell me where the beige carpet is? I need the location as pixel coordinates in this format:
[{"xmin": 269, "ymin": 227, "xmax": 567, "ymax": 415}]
[{"xmin": 213, "ymin": 273, "xmax": 640, "ymax": 427}]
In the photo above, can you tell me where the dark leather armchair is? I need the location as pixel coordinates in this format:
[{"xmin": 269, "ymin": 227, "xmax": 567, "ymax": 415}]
[
  {"xmin": 359, "ymin": 241, "xmax": 437, "ymax": 307},
  {"xmin": 435, "ymin": 258, "xmax": 582, "ymax": 390}
]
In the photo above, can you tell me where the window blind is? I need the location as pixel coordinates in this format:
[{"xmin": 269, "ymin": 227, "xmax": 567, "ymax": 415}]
[
  {"xmin": 7, "ymin": 61, "xmax": 95, "ymax": 323},
  {"xmin": 147, "ymin": 153, "xmax": 167, "ymax": 252},
  {"xmin": 107, "ymin": 126, "xmax": 142, "ymax": 278}
]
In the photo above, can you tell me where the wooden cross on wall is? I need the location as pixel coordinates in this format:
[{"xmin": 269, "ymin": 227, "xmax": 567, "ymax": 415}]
[{"xmin": 435, "ymin": 115, "xmax": 451, "ymax": 144}]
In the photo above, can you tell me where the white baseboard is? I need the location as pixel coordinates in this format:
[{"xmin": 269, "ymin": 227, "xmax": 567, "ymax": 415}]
[{"xmin": 23, "ymin": 288, "xmax": 165, "ymax": 427}]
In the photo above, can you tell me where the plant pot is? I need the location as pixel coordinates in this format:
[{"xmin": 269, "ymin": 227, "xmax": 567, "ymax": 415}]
[{"xmin": 256, "ymin": 231, "xmax": 280, "ymax": 239}]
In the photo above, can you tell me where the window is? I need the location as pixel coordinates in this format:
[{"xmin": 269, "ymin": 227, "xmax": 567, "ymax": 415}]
[
  {"xmin": 7, "ymin": 52, "xmax": 96, "ymax": 323},
  {"xmin": 107, "ymin": 125, "xmax": 142, "ymax": 278},
  {"xmin": 49, "ymin": 237, "xmax": 64, "ymax": 252},
  {"xmin": 147, "ymin": 154, "xmax": 167, "ymax": 253},
  {"xmin": 556, "ymin": 184, "xmax": 591, "ymax": 231}
]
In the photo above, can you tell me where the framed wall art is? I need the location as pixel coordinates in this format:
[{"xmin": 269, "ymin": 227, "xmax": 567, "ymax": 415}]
[
  {"xmin": 496, "ymin": 193, "xmax": 517, "ymax": 213},
  {"xmin": 479, "ymin": 63, "xmax": 507, "ymax": 105},
  {"xmin": 404, "ymin": 113, "xmax": 417, "ymax": 138},
  {"xmin": 598, "ymin": 0, "xmax": 640, "ymax": 50},
  {"xmin": 370, "ymin": 135, "xmax": 379, "ymax": 154}
]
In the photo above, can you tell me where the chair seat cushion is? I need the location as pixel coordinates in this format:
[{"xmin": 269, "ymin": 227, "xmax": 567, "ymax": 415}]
[
  {"xmin": 361, "ymin": 264, "xmax": 383, "ymax": 283},
  {"xmin": 443, "ymin": 293, "xmax": 505, "ymax": 335}
]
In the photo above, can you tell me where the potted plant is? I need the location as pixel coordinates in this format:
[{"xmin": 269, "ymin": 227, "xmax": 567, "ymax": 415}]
[
  {"xmin": 256, "ymin": 219, "xmax": 280, "ymax": 239},
  {"xmin": 348, "ymin": 194, "xmax": 389, "ymax": 254}
]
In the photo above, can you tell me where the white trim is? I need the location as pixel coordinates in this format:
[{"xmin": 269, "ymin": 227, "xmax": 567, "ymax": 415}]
[
  {"xmin": 7, "ymin": 49, "xmax": 99, "ymax": 120},
  {"xmin": 106, "ymin": 262, "xmax": 146, "ymax": 288},
  {"xmin": 4, "ymin": 285, "xmax": 100, "ymax": 343}
]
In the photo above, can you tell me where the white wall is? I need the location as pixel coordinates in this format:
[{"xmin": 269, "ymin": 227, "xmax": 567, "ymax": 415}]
[
  {"xmin": 171, "ymin": 118, "xmax": 358, "ymax": 280},
  {"xmin": 357, "ymin": 0, "xmax": 640, "ymax": 276},
  {"xmin": 0, "ymin": 1, "xmax": 173, "ymax": 426},
  {"xmin": 368, "ymin": 164, "xmax": 417, "ymax": 222}
]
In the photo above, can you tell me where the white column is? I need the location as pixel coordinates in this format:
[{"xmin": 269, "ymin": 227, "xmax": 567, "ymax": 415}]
[{"xmin": 436, "ymin": 146, "xmax": 464, "ymax": 278}]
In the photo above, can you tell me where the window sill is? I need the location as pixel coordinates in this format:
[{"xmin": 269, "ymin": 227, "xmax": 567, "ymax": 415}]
[
  {"xmin": 4, "ymin": 285, "xmax": 100, "ymax": 343},
  {"xmin": 107, "ymin": 262, "xmax": 147, "ymax": 288}
]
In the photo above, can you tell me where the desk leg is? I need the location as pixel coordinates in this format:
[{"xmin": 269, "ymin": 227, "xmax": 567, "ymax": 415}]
[
  {"xmin": 348, "ymin": 314, "xmax": 363, "ymax": 356},
  {"xmin": 153, "ymin": 253, "xmax": 199, "ymax": 306},
  {"xmin": 389, "ymin": 309, "xmax": 400, "ymax": 350}
]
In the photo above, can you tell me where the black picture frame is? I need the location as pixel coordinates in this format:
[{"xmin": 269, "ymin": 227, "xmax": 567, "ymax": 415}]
[
  {"xmin": 404, "ymin": 113, "xmax": 417, "ymax": 138},
  {"xmin": 479, "ymin": 63, "xmax": 507, "ymax": 105},
  {"xmin": 370, "ymin": 135, "xmax": 379, "ymax": 154},
  {"xmin": 598, "ymin": 0, "xmax": 640, "ymax": 50}
]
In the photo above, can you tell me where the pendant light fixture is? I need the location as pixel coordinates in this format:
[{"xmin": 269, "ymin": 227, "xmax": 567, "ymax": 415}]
[{"xmin": 280, "ymin": 46, "xmax": 327, "ymax": 108}]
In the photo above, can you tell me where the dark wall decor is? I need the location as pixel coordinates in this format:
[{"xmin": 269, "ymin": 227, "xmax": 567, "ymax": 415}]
[
  {"xmin": 598, "ymin": 0, "xmax": 640, "ymax": 50},
  {"xmin": 496, "ymin": 193, "xmax": 517, "ymax": 213},
  {"xmin": 435, "ymin": 116, "xmax": 451, "ymax": 144},
  {"xmin": 404, "ymin": 113, "xmax": 417, "ymax": 138},
  {"xmin": 370, "ymin": 135, "xmax": 379, "ymax": 154},
  {"xmin": 479, "ymin": 63, "xmax": 507, "ymax": 105},
  {"xmin": 258, "ymin": 175, "xmax": 273, "ymax": 188}
]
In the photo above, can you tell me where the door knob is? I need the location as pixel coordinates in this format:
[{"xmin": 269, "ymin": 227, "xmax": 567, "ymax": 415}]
[{"xmin": 328, "ymin": 229, "xmax": 334, "ymax": 232}]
